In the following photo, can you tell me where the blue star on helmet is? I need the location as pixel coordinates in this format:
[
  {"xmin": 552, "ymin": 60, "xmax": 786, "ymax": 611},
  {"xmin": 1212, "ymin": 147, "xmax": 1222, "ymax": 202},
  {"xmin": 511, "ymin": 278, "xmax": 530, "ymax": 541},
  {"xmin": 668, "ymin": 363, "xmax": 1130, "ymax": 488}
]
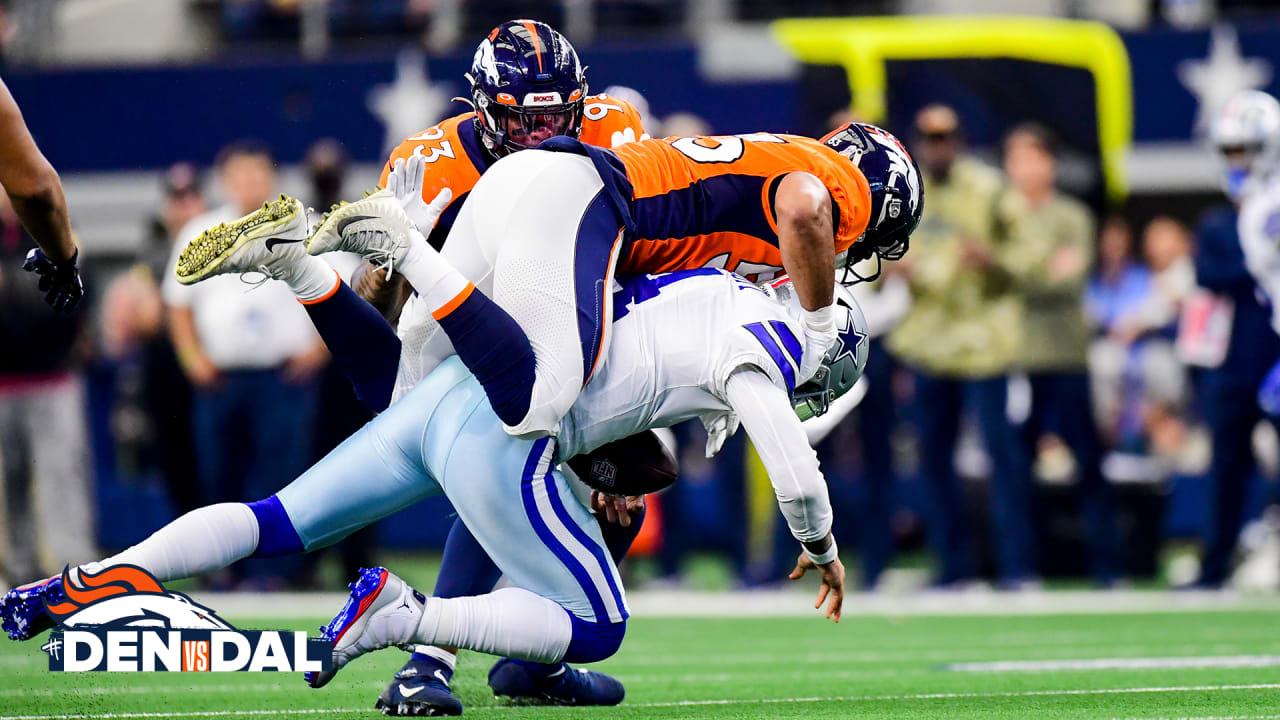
[{"xmin": 827, "ymin": 307, "xmax": 865, "ymax": 364}]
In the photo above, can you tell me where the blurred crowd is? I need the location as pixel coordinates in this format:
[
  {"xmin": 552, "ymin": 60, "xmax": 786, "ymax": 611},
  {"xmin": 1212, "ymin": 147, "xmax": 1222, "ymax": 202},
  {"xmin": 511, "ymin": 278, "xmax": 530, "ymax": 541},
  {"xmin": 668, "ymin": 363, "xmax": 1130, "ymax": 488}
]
[{"xmin": 2, "ymin": 96, "xmax": 1278, "ymax": 593}]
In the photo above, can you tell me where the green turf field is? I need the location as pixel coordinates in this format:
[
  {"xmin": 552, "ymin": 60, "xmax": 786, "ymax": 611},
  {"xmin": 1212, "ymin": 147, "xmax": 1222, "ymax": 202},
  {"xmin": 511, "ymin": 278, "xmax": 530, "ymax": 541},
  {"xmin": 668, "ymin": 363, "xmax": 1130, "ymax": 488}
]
[{"xmin": 3, "ymin": 601, "xmax": 1280, "ymax": 719}]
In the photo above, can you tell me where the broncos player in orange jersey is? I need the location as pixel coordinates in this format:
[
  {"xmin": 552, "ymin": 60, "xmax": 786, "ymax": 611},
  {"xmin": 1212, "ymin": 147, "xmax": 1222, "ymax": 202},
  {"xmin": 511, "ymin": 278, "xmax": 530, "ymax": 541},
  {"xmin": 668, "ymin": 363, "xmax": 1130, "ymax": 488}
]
[
  {"xmin": 165, "ymin": 19, "xmax": 648, "ymax": 715},
  {"xmin": 355, "ymin": 24, "xmax": 645, "ymax": 319},
  {"xmin": 309, "ymin": 121, "xmax": 921, "ymax": 439}
]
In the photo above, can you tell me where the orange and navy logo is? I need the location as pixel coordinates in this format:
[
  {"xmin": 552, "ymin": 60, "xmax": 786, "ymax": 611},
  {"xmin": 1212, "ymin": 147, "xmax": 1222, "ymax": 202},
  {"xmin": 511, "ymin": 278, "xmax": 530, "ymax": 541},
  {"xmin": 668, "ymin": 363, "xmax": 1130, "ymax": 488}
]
[{"xmin": 40, "ymin": 565, "xmax": 330, "ymax": 672}]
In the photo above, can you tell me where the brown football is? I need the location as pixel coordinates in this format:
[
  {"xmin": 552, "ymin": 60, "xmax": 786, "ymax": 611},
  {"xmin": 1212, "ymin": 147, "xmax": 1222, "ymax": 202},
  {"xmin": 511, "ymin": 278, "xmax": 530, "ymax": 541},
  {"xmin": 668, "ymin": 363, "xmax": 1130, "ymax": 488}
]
[{"xmin": 566, "ymin": 429, "xmax": 678, "ymax": 496}]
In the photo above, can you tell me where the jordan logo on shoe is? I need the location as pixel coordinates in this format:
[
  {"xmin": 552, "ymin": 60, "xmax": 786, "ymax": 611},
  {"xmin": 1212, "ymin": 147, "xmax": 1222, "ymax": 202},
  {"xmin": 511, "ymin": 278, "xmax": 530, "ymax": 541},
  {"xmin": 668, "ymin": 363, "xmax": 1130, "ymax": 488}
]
[{"xmin": 264, "ymin": 237, "xmax": 303, "ymax": 252}]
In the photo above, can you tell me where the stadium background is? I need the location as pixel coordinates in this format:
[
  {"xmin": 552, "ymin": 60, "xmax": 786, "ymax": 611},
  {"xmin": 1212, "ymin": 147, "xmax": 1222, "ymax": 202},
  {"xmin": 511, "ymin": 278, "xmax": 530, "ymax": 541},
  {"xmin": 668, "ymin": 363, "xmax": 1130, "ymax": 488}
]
[{"xmin": 4, "ymin": 0, "xmax": 1280, "ymax": 593}]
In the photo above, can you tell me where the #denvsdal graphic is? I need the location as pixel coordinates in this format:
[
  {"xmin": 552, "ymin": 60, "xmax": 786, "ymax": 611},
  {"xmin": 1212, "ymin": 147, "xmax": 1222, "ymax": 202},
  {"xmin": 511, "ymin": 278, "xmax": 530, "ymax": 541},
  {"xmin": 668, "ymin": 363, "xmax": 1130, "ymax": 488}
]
[{"xmin": 37, "ymin": 564, "xmax": 332, "ymax": 672}]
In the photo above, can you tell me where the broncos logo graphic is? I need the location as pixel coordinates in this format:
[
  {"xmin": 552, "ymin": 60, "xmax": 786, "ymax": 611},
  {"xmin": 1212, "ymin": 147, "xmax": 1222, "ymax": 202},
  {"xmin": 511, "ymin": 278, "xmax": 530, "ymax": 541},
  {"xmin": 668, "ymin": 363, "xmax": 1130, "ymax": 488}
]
[{"xmin": 46, "ymin": 565, "xmax": 231, "ymax": 631}]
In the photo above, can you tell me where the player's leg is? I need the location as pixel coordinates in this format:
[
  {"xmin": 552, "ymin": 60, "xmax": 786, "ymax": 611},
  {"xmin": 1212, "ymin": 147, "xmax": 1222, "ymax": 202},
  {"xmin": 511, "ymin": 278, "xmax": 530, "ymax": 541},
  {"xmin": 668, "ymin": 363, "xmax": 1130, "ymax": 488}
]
[
  {"xmin": 0, "ymin": 362, "xmax": 470, "ymax": 641},
  {"xmin": 313, "ymin": 411, "xmax": 627, "ymax": 693},
  {"xmin": 173, "ymin": 196, "xmax": 403, "ymax": 412},
  {"xmin": 390, "ymin": 153, "xmax": 624, "ymax": 437}
]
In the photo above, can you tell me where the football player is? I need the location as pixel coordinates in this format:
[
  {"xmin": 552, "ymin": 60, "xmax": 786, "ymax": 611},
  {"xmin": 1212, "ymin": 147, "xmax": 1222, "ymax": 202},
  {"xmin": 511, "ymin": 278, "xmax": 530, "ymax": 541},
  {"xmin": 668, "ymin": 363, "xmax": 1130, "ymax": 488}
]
[
  {"xmin": 169, "ymin": 19, "xmax": 652, "ymax": 714},
  {"xmin": 1215, "ymin": 91, "xmax": 1280, "ymax": 415},
  {"xmin": 309, "ymin": 122, "xmax": 919, "ymax": 438},
  {"xmin": 0, "ymin": 77, "xmax": 84, "ymax": 312},
  {"xmin": 3, "ymin": 267, "xmax": 869, "ymax": 699}
]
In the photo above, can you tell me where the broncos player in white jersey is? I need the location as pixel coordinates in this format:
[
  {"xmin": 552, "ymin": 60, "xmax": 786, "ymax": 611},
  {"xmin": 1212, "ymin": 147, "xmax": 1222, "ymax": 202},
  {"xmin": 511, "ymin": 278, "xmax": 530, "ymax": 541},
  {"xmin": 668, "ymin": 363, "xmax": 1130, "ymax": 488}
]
[{"xmin": 3, "ymin": 267, "xmax": 868, "ymax": 691}]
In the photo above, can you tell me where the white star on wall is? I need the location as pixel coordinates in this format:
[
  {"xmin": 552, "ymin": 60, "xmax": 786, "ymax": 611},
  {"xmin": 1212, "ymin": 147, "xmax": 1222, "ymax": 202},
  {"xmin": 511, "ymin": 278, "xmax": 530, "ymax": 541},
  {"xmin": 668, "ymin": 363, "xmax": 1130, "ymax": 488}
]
[
  {"xmin": 1178, "ymin": 24, "xmax": 1273, "ymax": 135},
  {"xmin": 367, "ymin": 50, "xmax": 455, "ymax": 157}
]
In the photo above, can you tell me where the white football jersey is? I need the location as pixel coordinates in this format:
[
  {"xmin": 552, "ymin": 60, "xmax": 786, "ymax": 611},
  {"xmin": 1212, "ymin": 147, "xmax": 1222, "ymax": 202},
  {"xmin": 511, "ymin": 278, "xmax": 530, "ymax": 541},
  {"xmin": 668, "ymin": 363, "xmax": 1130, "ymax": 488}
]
[
  {"xmin": 557, "ymin": 268, "xmax": 805, "ymax": 459},
  {"xmin": 1239, "ymin": 174, "xmax": 1280, "ymax": 334}
]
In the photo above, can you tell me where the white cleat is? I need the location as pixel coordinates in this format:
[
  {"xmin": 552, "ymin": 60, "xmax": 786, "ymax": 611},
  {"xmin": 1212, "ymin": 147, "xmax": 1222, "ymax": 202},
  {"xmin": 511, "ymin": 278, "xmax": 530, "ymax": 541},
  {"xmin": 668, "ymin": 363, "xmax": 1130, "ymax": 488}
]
[
  {"xmin": 306, "ymin": 188, "xmax": 417, "ymax": 274},
  {"xmin": 306, "ymin": 567, "xmax": 424, "ymax": 690},
  {"xmin": 174, "ymin": 195, "xmax": 309, "ymax": 285}
]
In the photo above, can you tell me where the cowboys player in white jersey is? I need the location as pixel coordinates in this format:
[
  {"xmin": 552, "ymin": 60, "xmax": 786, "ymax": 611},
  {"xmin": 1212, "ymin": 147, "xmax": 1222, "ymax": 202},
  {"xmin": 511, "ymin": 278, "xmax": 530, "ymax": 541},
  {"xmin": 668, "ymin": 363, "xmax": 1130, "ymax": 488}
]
[
  {"xmin": 3, "ymin": 264, "xmax": 868, "ymax": 691},
  {"xmin": 1219, "ymin": 91, "xmax": 1280, "ymax": 336}
]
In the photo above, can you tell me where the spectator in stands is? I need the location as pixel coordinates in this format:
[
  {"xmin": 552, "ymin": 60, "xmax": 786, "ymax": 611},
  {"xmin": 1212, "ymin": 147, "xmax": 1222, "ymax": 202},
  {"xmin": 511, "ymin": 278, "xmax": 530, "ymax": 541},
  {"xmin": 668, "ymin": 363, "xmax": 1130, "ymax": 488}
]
[
  {"xmin": 1191, "ymin": 198, "xmax": 1280, "ymax": 587},
  {"xmin": 0, "ymin": 188, "xmax": 94, "ymax": 585},
  {"xmin": 1089, "ymin": 217, "xmax": 1195, "ymax": 457},
  {"xmin": 998, "ymin": 123, "xmax": 1121, "ymax": 585},
  {"xmin": 886, "ymin": 104, "xmax": 1037, "ymax": 588},
  {"xmin": 162, "ymin": 141, "xmax": 328, "ymax": 587}
]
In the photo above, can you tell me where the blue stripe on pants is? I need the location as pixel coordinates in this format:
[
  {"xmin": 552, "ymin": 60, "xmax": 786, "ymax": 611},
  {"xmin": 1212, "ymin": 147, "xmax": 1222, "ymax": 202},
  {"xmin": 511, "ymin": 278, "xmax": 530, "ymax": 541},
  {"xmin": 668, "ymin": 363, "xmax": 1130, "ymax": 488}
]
[
  {"xmin": 540, "ymin": 454, "xmax": 628, "ymax": 621},
  {"xmin": 519, "ymin": 437, "xmax": 610, "ymax": 623}
]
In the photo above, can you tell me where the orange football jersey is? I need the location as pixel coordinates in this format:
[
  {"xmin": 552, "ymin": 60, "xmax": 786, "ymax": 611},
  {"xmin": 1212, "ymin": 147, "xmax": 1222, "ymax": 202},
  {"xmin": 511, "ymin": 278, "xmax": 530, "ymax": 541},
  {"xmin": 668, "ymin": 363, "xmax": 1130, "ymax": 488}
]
[
  {"xmin": 379, "ymin": 94, "xmax": 647, "ymax": 247},
  {"xmin": 612, "ymin": 133, "xmax": 872, "ymax": 281}
]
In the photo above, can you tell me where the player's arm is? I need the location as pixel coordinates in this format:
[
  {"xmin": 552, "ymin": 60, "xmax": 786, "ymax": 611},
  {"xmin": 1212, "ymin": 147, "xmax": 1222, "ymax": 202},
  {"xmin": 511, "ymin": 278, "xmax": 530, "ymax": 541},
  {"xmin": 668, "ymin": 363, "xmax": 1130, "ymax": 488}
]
[
  {"xmin": 0, "ymin": 78, "xmax": 84, "ymax": 311},
  {"xmin": 774, "ymin": 171, "xmax": 839, "ymax": 384},
  {"xmin": 722, "ymin": 366, "xmax": 843, "ymax": 622},
  {"xmin": 0, "ymin": 79, "xmax": 74, "ymax": 263}
]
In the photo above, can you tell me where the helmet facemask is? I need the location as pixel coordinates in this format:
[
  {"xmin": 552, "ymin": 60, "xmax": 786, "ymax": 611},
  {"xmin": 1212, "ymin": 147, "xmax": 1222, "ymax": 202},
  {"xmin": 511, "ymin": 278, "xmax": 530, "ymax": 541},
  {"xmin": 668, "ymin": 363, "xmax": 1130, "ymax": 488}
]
[{"xmin": 471, "ymin": 82, "xmax": 586, "ymax": 157}]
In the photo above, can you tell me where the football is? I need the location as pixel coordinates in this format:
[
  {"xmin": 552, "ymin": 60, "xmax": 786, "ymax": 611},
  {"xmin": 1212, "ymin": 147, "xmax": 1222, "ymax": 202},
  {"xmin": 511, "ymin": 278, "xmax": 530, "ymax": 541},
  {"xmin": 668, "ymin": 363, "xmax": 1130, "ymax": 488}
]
[{"xmin": 567, "ymin": 429, "xmax": 679, "ymax": 496}]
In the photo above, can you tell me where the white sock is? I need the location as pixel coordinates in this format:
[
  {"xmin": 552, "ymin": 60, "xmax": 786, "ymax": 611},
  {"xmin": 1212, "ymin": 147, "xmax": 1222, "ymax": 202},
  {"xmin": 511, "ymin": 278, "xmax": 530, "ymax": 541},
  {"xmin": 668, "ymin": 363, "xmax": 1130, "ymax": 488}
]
[
  {"xmin": 414, "ymin": 587, "xmax": 572, "ymax": 664},
  {"xmin": 288, "ymin": 255, "xmax": 341, "ymax": 303},
  {"xmin": 397, "ymin": 229, "xmax": 471, "ymax": 314},
  {"xmin": 413, "ymin": 645, "xmax": 458, "ymax": 671},
  {"xmin": 79, "ymin": 503, "xmax": 260, "ymax": 584}
]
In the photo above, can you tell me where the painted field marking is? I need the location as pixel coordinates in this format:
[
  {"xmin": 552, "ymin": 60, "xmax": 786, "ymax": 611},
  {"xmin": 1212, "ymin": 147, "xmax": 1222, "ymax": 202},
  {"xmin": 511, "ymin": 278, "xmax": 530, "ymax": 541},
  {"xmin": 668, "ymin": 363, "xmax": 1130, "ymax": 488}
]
[
  {"xmin": 3, "ymin": 682, "xmax": 1280, "ymax": 719},
  {"xmin": 946, "ymin": 655, "xmax": 1280, "ymax": 672}
]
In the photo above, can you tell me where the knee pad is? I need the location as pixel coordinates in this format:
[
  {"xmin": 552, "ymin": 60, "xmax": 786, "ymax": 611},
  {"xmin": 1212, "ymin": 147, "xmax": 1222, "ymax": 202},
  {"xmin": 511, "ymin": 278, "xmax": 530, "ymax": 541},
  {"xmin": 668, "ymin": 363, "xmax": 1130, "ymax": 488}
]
[{"xmin": 562, "ymin": 613, "xmax": 626, "ymax": 664}]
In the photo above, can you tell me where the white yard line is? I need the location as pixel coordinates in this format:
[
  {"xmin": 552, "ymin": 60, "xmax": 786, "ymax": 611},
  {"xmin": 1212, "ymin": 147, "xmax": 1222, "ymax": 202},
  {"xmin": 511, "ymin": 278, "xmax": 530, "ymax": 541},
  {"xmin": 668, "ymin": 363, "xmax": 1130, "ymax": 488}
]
[
  {"xmin": 3, "ymin": 682, "xmax": 1280, "ymax": 719},
  {"xmin": 947, "ymin": 655, "xmax": 1280, "ymax": 672},
  {"xmin": 198, "ymin": 589, "xmax": 1280, "ymax": 620},
  {"xmin": 1112, "ymin": 716, "xmax": 1280, "ymax": 720}
]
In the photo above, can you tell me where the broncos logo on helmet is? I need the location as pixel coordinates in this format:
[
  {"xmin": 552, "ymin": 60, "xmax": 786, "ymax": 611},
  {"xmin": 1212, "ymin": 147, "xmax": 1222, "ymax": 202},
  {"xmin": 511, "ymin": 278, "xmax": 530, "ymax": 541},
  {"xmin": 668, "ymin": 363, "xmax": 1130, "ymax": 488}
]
[
  {"xmin": 466, "ymin": 20, "xmax": 588, "ymax": 157},
  {"xmin": 822, "ymin": 122, "xmax": 924, "ymax": 284}
]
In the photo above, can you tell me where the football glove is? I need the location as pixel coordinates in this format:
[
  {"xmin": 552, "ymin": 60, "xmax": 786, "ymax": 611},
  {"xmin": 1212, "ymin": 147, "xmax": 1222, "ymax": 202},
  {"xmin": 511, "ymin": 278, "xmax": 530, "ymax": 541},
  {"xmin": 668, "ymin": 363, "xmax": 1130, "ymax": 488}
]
[
  {"xmin": 701, "ymin": 410, "xmax": 739, "ymax": 458},
  {"xmin": 798, "ymin": 304, "xmax": 838, "ymax": 384},
  {"xmin": 22, "ymin": 247, "xmax": 84, "ymax": 313},
  {"xmin": 386, "ymin": 152, "xmax": 452, "ymax": 235}
]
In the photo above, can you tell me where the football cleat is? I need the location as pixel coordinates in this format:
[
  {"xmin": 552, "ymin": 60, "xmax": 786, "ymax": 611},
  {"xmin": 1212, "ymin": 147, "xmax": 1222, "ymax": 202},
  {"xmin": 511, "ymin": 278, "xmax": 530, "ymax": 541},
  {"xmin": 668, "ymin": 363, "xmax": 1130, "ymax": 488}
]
[
  {"xmin": 174, "ymin": 195, "xmax": 309, "ymax": 285},
  {"xmin": 374, "ymin": 656, "xmax": 463, "ymax": 716},
  {"xmin": 1, "ymin": 574, "xmax": 63, "ymax": 641},
  {"xmin": 306, "ymin": 567, "xmax": 424, "ymax": 689},
  {"xmin": 306, "ymin": 188, "xmax": 417, "ymax": 275},
  {"xmin": 488, "ymin": 658, "xmax": 625, "ymax": 706}
]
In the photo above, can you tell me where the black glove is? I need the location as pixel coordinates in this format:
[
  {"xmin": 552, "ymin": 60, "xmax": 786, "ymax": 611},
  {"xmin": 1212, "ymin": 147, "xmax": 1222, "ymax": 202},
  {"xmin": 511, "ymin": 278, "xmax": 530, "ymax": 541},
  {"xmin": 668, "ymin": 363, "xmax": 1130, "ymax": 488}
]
[{"xmin": 22, "ymin": 247, "xmax": 85, "ymax": 313}]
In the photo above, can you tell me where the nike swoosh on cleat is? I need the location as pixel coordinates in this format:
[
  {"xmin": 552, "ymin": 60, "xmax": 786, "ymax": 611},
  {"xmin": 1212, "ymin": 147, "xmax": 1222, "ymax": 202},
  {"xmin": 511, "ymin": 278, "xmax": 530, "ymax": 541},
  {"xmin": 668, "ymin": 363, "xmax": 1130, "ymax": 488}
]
[
  {"xmin": 335, "ymin": 215, "xmax": 377, "ymax": 235},
  {"xmin": 264, "ymin": 237, "xmax": 303, "ymax": 252},
  {"xmin": 399, "ymin": 684, "xmax": 425, "ymax": 697},
  {"xmin": 434, "ymin": 669, "xmax": 449, "ymax": 686}
]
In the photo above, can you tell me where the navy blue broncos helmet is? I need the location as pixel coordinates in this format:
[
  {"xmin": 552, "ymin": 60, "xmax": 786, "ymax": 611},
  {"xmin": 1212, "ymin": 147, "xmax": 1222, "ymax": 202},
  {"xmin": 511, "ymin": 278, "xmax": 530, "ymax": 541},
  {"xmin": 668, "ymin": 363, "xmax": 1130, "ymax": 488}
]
[
  {"xmin": 822, "ymin": 122, "xmax": 923, "ymax": 283},
  {"xmin": 467, "ymin": 20, "xmax": 588, "ymax": 157}
]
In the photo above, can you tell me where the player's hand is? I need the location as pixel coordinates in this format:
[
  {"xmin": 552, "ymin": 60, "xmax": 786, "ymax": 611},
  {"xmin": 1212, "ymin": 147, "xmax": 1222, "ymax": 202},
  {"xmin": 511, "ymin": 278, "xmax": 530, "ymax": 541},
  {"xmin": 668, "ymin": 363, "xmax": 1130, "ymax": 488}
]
[
  {"xmin": 22, "ymin": 247, "xmax": 85, "ymax": 313},
  {"xmin": 798, "ymin": 304, "xmax": 837, "ymax": 384},
  {"xmin": 789, "ymin": 551, "xmax": 844, "ymax": 623},
  {"xmin": 387, "ymin": 153, "xmax": 452, "ymax": 234},
  {"xmin": 590, "ymin": 491, "xmax": 644, "ymax": 527}
]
